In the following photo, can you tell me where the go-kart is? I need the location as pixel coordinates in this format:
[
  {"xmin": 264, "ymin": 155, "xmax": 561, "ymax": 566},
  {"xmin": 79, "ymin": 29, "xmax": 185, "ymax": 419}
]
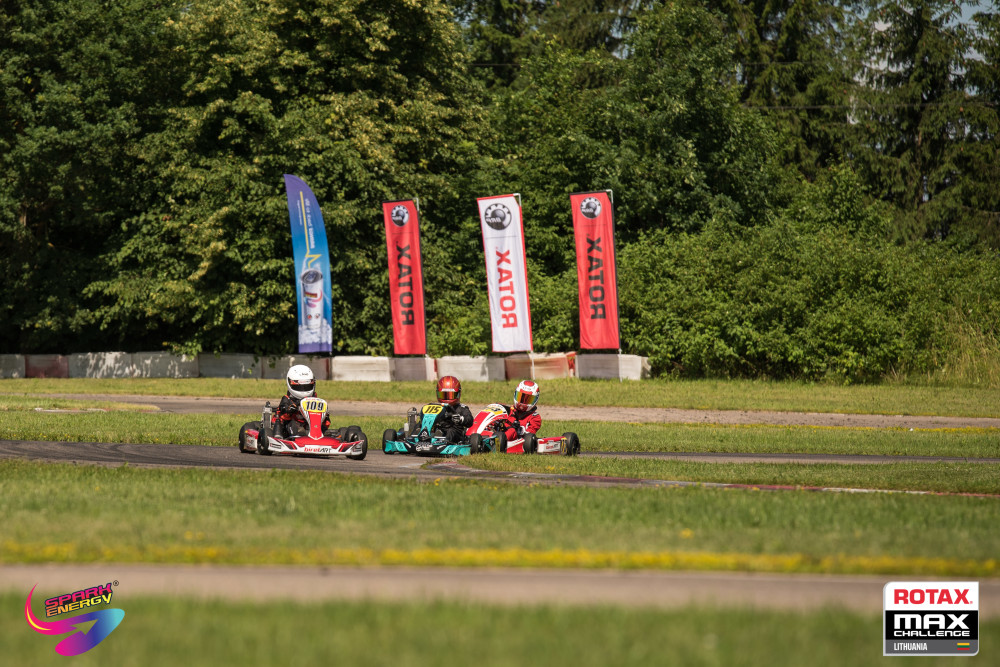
[
  {"xmin": 238, "ymin": 398, "xmax": 368, "ymax": 460},
  {"xmin": 382, "ymin": 404, "xmax": 494, "ymax": 456},
  {"xmin": 469, "ymin": 404, "xmax": 580, "ymax": 455}
]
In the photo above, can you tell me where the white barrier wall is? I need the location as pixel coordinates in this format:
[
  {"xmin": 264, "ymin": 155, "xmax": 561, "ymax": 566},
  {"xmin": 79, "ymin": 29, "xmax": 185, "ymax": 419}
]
[
  {"xmin": 69, "ymin": 352, "xmax": 135, "ymax": 378},
  {"xmin": 504, "ymin": 353, "xmax": 575, "ymax": 380},
  {"xmin": 133, "ymin": 352, "xmax": 199, "ymax": 378},
  {"xmin": 391, "ymin": 357, "xmax": 436, "ymax": 382},
  {"xmin": 261, "ymin": 356, "xmax": 330, "ymax": 381},
  {"xmin": 575, "ymin": 354, "xmax": 650, "ymax": 380},
  {"xmin": 25, "ymin": 354, "xmax": 69, "ymax": 378},
  {"xmin": 436, "ymin": 355, "xmax": 505, "ymax": 382},
  {"xmin": 0, "ymin": 354, "xmax": 25, "ymax": 378},
  {"xmin": 331, "ymin": 356, "xmax": 392, "ymax": 382},
  {"xmin": 197, "ymin": 353, "xmax": 260, "ymax": 378}
]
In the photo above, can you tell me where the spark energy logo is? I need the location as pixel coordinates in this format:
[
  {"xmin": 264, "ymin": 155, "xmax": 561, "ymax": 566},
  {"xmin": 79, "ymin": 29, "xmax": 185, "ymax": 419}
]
[{"xmin": 25, "ymin": 582, "xmax": 125, "ymax": 656}]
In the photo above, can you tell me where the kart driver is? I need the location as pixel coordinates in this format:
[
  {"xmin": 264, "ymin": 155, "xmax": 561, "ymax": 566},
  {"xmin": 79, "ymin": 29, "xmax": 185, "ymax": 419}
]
[
  {"xmin": 499, "ymin": 380, "xmax": 542, "ymax": 441},
  {"xmin": 274, "ymin": 365, "xmax": 330, "ymax": 438},
  {"xmin": 434, "ymin": 375, "xmax": 474, "ymax": 442}
]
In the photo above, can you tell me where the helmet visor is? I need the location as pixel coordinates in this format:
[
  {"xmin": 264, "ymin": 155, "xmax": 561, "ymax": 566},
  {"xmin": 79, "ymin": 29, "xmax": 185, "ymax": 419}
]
[
  {"xmin": 290, "ymin": 380, "xmax": 315, "ymax": 395},
  {"xmin": 514, "ymin": 388, "xmax": 537, "ymax": 408},
  {"xmin": 437, "ymin": 387, "xmax": 459, "ymax": 404}
]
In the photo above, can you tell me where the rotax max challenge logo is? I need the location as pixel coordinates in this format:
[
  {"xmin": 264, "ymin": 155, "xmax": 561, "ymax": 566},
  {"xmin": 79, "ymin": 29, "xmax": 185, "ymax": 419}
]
[
  {"xmin": 24, "ymin": 581, "xmax": 125, "ymax": 656},
  {"xmin": 884, "ymin": 581, "xmax": 978, "ymax": 656}
]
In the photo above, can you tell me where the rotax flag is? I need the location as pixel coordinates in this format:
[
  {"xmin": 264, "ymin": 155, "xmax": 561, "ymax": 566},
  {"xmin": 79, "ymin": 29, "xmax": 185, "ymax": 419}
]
[
  {"xmin": 571, "ymin": 191, "xmax": 620, "ymax": 350},
  {"xmin": 382, "ymin": 199, "xmax": 427, "ymax": 355},
  {"xmin": 477, "ymin": 194, "xmax": 533, "ymax": 352}
]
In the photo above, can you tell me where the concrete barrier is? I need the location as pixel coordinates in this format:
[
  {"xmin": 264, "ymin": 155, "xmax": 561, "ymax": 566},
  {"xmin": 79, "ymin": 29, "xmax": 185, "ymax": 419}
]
[
  {"xmin": 0, "ymin": 354, "xmax": 25, "ymax": 378},
  {"xmin": 391, "ymin": 357, "xmax": 436, "ymax": 382},
  {"xmin": 576, "ymin": 354, "xmax": 650, "ymax": 380},
  {"xmin": 198, "ymin": 353, "xmax": 260, "ymax": 379},
  {"xmin": 436, "ymin": 356, "xmax": 505, "ymax": 382},
  {"xmin": 132, "ymin": 352, "xmax": 199, "ymax": 378},
  {"xmin": 25, "ymin": 354, "xmax": 69, "ymax": 378},
  {"xmin": 69, "ymin": 352, "xmax": 135, "ymax": 378},
  {"xmin": 260, "ymin": 356, "xmax": 330, "ymax": 381},
  {"xmin": 331, "ymin": 356, "xmax": 392, "ymax": 382},
  {"xmin": 504, "ymin": 353, "xmax": 575, "ymax": 380}
]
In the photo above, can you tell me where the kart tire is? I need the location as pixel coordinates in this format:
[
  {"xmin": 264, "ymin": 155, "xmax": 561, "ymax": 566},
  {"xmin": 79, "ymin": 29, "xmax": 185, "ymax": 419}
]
[
  {"xmin": 382, "ymin": 428, "xmax": 398, "ymax": 455},
  {"xmin": 524, "ymin": 433, "xmax": 537, "ymax": 454},
  {"xmin": 496, "ymin": 431, "xmax": 507, "ymax": 454},
  {"xmin": 256, "ymin": 428, "xmax": 272, "ymax": 455},
  {"xmin": 467, "ymin": 433, "xmax": 483, "ymax": 455},
  {"xmin": 561, "ymin": 432, "xmax": 580, "ymax": 457},
  {"xmin": 346, "ymin": 426, "xmax": 368, "ymax": 461},
  {"xmin": 238, "ymin": 421, "xmax": 259, "ymax": 454}
]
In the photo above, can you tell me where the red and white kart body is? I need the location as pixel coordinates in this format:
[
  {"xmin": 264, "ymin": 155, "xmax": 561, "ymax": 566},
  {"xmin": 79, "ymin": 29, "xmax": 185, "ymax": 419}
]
[
  {"xmin": 467, "ymin": 403, "xmax": 580, "ymax": 455},
  {"xmin": 239, "ymin": 397, "xmax": 367, "ymax": 460}
]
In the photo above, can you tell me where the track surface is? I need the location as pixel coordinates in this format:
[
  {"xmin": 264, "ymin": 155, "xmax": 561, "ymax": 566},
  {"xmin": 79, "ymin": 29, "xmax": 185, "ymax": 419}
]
[
  {"xmin": 25, "ymin": 392, "xmax": 1000, "ymax": 429},
  {"xmin": 4, "ymin": 563, "xmax": 999, "ymax": 615}
]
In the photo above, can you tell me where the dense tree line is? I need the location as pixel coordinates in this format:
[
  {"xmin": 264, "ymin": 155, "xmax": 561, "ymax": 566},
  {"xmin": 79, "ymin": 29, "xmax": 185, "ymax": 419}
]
[{"xmin": 2, "ymin": 0, "xmax": 998, "ymax": 382}]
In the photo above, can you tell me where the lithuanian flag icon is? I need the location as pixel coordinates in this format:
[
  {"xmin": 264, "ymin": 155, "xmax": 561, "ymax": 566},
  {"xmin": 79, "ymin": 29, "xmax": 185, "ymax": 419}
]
[{"xmin": 957, "ymin": 642, "xmax": 971, "ymax": 651}]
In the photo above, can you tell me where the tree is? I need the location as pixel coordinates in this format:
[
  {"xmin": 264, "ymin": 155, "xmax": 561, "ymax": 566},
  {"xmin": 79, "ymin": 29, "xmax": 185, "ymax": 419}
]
[
  {"xmin": 86, "ymin": 0, "xmax": 489, "ymax": 355},
  {"xmin": 849, "ymin": 0, "xmax": 975, "ymax": 243},
  {"xmin": 0, "ymin": 0, "xmax": 181, "ymax": 353},
  {"xmin": 705, "ymin": 0, "xmax": 856, "ymax": 179}
]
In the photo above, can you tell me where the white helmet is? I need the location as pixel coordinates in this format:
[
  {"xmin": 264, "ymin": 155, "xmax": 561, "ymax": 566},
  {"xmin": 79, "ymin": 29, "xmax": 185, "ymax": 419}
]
[
  {"xmin": 286, "ymin": 365, "xmax": 316, "ymax": 400},
  {"xmin": 513, "ymin": 380, "xmax": 539, "ymax": 412}
]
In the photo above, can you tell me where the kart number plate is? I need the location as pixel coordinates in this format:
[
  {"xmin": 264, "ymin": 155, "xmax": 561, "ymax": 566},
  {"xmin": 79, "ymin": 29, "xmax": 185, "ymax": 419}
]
[{"xmin": 422, "ymin": 405, "xmax": 443, "ymax": 415}]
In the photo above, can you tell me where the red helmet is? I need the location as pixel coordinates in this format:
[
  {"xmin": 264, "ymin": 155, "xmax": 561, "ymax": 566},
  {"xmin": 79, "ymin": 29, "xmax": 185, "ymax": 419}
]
[
  {"xmin": 436, "ymin": 376, "xmax": 462, "ymax": 405},
  {"xmin": 513, "ymin": 380, "xmax": 539, "ymax": 412}
]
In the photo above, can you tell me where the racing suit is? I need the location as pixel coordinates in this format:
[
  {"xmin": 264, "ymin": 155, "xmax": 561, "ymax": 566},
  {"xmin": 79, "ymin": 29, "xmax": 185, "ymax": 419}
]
[
  {"xmin": 435, "ymin": 402, "xmax": 474, "ymax": 442},
  {"xmin": 275, "ymin": 392, "xmax": 330, "ymax": 438},
  {"xmin": 500, "ymin": 404, "xmax": 541, "ymax": 442}
]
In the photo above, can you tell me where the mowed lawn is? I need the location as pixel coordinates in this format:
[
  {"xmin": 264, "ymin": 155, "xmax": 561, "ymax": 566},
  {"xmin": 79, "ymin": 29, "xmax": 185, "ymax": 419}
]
[
  {"xmin": 2, "ymin": 461, "xmax": 996, "ymax": 577},
  {"xmin": 6, "ymin": 592, "xmax": 998, "ymax": 667},
  {"xmin": 4, "ymin": 376, "xmax": 1000, "ymax": 417}
]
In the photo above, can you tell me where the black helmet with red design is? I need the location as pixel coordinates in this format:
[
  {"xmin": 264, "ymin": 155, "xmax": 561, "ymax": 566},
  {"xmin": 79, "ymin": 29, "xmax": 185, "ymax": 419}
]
[
  {"xmin": 436, "ymin": 375, "xmax": 462, "ymax": 405},
  {"xmin": 513, "ymin": 380, "xmax": 539, "ymax": 412}
]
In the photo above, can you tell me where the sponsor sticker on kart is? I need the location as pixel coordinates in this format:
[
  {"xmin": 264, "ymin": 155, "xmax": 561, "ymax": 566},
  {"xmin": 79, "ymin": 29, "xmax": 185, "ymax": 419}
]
[{"xmin": 884, "ymin": 582, "xmax": 979, "ymax": 656}]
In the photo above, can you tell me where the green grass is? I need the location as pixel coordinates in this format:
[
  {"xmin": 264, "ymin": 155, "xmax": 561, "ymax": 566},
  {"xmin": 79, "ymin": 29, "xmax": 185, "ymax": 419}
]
[
  {"xmin": 0, "ymin": 396, "xmax": 157, "ymax": 412},
  {"xmin": 4, "ymin": 376, "xmax": 1000, "ymax": 417},
  {"xmin": 462, "ymin": 454, "xmax": 1000, "ymax": 494},
  {"xmin": 3, "ymin": 410, "xmax": 998, "ymax": 460},
  {"xmin": 2, "ymin": 461, "xmax": 997, "ymax": 574},
  {"xmin": 9, "ymin": 592, "xmax": 990, "ymax": 667}
]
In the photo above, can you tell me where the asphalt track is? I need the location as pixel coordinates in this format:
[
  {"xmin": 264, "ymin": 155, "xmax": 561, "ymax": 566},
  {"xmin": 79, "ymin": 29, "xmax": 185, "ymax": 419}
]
[
  {"xmin": 4, "ymin": 563, "xmax": 1000, "ymax": 616},
  {"xmin": 25, "ymin": 392, "xmax": 1000, "ymax": 429}
]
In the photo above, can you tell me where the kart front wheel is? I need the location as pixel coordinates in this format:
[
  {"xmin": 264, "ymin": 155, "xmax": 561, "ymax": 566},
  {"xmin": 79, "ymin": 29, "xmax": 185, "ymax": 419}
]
[
  {"xmin": 495, "ymin": 431, "xmax": 507, "ymax": 453},
  {"xmin": 346, "ymin": 426, "xmax": 368, "ymax": 461},
  {"xmin": 467, "ymin": 433, "xmax": 483, "ymax": 454},
  {"xmin": 561, "ymin": 432, "xmax": 580, "ymax": 457},
  {"xmin": 382, "ymin": 428, "xmax": 398, "ymax": 455},
  {"xmin": 256, "ymin": 428, "xmax": 272, "ymax": 455},
  {"xmin": 523, "ymin": 433, "xmax": 537, "ymax": 454},
  {"xmin": 238, "ymin": 421, "xmax": 259, "ymax": 454}
]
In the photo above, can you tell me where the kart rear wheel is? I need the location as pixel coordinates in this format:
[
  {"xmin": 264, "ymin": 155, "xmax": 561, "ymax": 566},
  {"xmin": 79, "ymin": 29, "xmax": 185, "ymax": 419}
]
[
  {"xmin": 346, "ymin": 426, "xmax": 368, "ymax": 461},
  {"xmin": 382, "ymin": 428, "xmax": 398, "ymax": 455},
  {"xmin": 523, "ymin": 433, "xmax": 537, "ymax": 454},
  {"xmin": 467, "ymin": 433, "xmax": 483, "ymax": 454},
  {"xmin": 561, "ymin": 432, "xmax": 580, "ymax": 457},
  {"xmin": 238, "ymin": 421, "xmax": 259, "ymax": 454},
  {"xmin": 256, "ymin": 428, "xmax": 272, "ymax": 455}
]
